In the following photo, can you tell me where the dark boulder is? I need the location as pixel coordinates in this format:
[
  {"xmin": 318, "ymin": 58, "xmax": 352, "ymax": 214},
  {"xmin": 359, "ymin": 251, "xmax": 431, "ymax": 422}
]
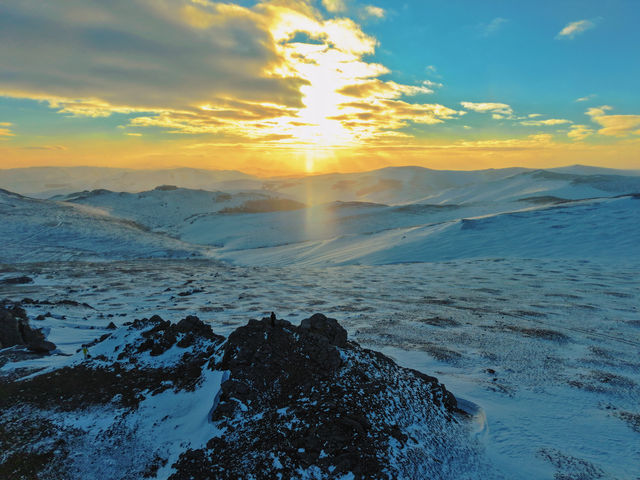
[
  {"xmin": 300, "ymin": 312, "xmax": 348, "ymax": 347},
  {"xmin": 0, "ymin": 304, "xmax": 56, "ymax": 353},
  {"xmin": 0, "ymin": 276, "xmax": 33, "ymax": 285}
]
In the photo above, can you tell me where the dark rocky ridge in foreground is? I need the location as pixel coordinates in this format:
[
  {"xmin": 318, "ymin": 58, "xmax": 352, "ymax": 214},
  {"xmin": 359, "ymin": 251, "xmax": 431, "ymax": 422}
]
[{"xmin": 1, "ymin": 311, "xmax": 483, "ymax": 480}]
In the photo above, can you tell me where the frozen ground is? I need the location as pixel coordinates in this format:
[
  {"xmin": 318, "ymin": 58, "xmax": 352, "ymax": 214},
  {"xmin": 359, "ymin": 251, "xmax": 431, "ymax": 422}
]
[{"xmin": 1, "ymin": 258, "xmax": 638, "ymax": 479}]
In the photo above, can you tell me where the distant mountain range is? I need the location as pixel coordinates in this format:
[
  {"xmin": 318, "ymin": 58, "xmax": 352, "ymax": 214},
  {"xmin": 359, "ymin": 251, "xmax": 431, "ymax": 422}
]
[
  {"xmin": 1, "ymin": 165, "xmax": 639, "ymax": 201},
  {"xmin": 1, "ymin": 165, "xmax": 638, "ymax": 265}
]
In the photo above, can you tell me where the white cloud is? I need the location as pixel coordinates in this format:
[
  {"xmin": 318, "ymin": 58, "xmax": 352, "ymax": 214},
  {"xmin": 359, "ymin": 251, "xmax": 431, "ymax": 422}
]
[
  {"xmin": 575, "ymin": 94, "xmax": 596, "ymax": 102},
  {"xmin": 482, "ymin": 17, "xmax": 508, "ymax": 36},
  {"xmin": 460, "ymin": 102, "xmax": 513, "ymax": 116},
  {"xmin": 322, "ymin": 0, "xmax": 347, "ymax": 13},
  {"xmin": 363, "ymin": 5, "xmax": 386, "ymax": 19},
  {"xmin": 556, "ymin": 19, "xmax": 595, "ymax": 39},
  {"xmin": 520, "ymin": 118, "xmax": 572, "ymax": 126}
]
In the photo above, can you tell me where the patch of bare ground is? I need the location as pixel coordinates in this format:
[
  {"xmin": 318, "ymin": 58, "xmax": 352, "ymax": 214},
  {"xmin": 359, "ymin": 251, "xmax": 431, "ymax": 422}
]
[
  {"xmin": 613, "ymin": 411, "xmax": 640, "ymax": 433},
  {"xmin": 568, "ymin": 370, "xmax": 637, "ymax": 395},
  {"xmin": 538, "ymin": 447, "xmax": 605, "ymax": 480}
]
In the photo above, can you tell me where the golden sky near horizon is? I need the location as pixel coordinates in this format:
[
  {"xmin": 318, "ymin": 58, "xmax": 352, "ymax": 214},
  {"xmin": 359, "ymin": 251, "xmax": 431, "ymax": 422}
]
[{"xmin": 1, "ymin": 0, "xmax": 639, "ymax": 174}]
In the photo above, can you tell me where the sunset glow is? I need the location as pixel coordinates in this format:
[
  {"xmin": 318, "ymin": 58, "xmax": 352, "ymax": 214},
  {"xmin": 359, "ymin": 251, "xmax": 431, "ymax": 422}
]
[{"xmin": 1, "ymin": 0, "xmax": 638, "ymax": 174}]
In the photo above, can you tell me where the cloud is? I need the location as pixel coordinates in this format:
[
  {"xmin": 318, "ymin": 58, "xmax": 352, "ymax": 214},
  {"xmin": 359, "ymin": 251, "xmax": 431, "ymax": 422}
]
[
  {"xmin": 460, "ymin": 102, "xmax": 513, "ymax": 116},
  {"xmin": 456, "ymin": 134, "xmax": 554, "ymax": 150},
  {"xmin": 22, "ymin": 145, "xmax": 67, "ymax": 150},
  {"xmin": 575, "ymin": 94, "xmax": 596, "ymax": 102},
  {"xmin": 520, "ymin": 118, "xmax": 572, "ymax": 126},
  {"xmin": 567, "ymin": 125, "xmax": 594, "ymax": 141},
  {"xmin": 363, "ymin": 6, "xmax": 386, "ymax": 19},
  {"xmin": 556, "ymin": 19, "xmax": 595, "ymax": 39},
  {"xmin": 0, "ymin": 121, "xmax": 13, "ymax": 138},
  {"xmin": 338, "ymin": 80, "xmax": 432, "ymax": 99},
  {"xmin": 322, "ymin": 0, "xmax": 346, "ymax": 13},
  {"xmin": 329, "ymin": 100, "xmax": 463, "ymax": 140},
  {"xmin": 586, "ymin": 106, "xmax": 640, "ymax": 136},
  {"xmin": 0, "ymin": 1, "xmax": 312, "ymax": 111},
  {"xmin": 0, "ymin": 121, "xmax": 14, "ymax": 137},
  {"xmin": 481, "ymin": 17, "xmax": 508, "ymax": 36},
  {"xmin": 0, "ymin": 0, "xmax": 463, "ymax": 147}
]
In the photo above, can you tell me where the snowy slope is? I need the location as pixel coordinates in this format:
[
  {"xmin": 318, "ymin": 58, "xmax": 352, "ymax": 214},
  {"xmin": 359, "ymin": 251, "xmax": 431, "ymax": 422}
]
[
  {"xmin": 0, "ymin": 189, "xmax": 206, "ymax": 262},
  {"xmin": 2, "ymin": 258, "xmax": 638, "ymax": 479},
  {"xmin": 3, "ymin": 166, "xmax": 639, "ymax": 266},
  {"xmin": 56, "ymin": 187, "xmax": 304, "ymax": 238},
  {"xmin": 50, "ymin": 167, "xmax": 640, "ymax": 254},
  {"xmin": 216, "ymin": 196, "xmax": 640, "ymax": 266},
  {"xmin": 261, "ymin": 166, "xmax": 640, "ymax": 206}
]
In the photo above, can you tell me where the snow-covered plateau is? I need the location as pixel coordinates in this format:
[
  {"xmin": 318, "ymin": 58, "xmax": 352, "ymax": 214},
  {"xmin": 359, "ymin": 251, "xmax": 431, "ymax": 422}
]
[{"xmin": 0, "ymin": 165, "xmax": 638, "ymax": 479}]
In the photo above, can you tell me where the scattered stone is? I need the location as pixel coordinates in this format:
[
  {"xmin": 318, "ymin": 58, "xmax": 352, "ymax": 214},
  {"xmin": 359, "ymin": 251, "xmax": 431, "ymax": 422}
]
[{"xmin": 0, "ymin": 276, "xmax": 33, "ymax": 285}]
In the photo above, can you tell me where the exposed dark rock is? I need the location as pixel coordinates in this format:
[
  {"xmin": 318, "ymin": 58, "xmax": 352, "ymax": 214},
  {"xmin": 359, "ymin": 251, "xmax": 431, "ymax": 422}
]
[
  {"xmin": 106, "ymin": 321, "xmax": 117, "ymax": 330},
  {"xmin": 172, "ymin": 313, "xmax": 463, "ymax": 480},
  {"xmin": 299, "ymin": 312, "xmax": 348, "ymax": 347},
  {"xmin": 1, "ymin": 315, "xmax": 225, "ymax": 412},
  {"xmin": 2, "ymin": 312, "xmax": 473, "ymax": 480},
  {"xmin": 0, "ymin": 276, "xmax": 33, "ymax": 285},
  {"xmin": 0, "ymin": 304, "xmax": 56, "ymax": 353}
]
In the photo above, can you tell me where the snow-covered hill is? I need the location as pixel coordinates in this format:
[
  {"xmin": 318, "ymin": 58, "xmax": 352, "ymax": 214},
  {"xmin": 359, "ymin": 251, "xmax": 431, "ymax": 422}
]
[
  {"xmin": 55, "ymin": 187, "xmax": 304, "ymax": 238},
  {"xmin": 2, "ymin": 165, "xmax": 639, "ymax": 265},
  {"xmin": 0, "ymin": 189, "xmax": 205, "ymax": 262},
  {"xmin": 216, "ymin": 195, "xmax": 640, "ymax": 266}
]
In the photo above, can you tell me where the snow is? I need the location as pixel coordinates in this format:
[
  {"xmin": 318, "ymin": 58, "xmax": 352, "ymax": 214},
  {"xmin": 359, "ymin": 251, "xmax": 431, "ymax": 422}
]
[
  {"xmin": 0, "ymin": 189, "xmax": 209, "ymax": 262},
  {"xmin": 46, "ymin": 367, "xmax": 226, "ymax": 480},
  {"xmin": 2, "ymin": 256, "xmax": 638, "ymax": 478},
  {"xmin": 1, "ymin": 165, "xmax": 639, "ymax": 478},
  {"xmin": 215, "ymin": 196, "xmax": 640, "ymax": 266}
]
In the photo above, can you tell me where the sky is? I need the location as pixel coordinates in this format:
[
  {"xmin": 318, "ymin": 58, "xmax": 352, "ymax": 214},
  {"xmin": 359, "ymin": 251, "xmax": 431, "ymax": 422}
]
[{"xmin": 1, "ymin": 0, "xmax": 639, "ymax": 175}]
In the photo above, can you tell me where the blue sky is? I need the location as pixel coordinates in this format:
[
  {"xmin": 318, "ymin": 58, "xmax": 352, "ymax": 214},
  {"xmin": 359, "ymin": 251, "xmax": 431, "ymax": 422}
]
[{"xmin": 365, "ymin": 0, "xmax": 640, "ymax": 126}]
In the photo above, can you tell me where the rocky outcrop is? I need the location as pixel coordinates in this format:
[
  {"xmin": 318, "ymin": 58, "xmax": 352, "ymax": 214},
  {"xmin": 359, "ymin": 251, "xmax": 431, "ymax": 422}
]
[
  {"xmin": 1, "ymin": 312, "xmax": 480, "ymax": 480},
  {"xmin": 172, "ymin": 313, "xmax": 464, "ymax": 480},
  {"xmin": 0, "ymin": 303, "xmax": 56, "ymax": 353}
]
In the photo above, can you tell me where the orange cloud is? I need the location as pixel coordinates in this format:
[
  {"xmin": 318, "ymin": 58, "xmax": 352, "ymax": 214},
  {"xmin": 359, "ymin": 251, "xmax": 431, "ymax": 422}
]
[{"xmin": 587, "ymin": 106, "xmax": 640, "ymax": 137}]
